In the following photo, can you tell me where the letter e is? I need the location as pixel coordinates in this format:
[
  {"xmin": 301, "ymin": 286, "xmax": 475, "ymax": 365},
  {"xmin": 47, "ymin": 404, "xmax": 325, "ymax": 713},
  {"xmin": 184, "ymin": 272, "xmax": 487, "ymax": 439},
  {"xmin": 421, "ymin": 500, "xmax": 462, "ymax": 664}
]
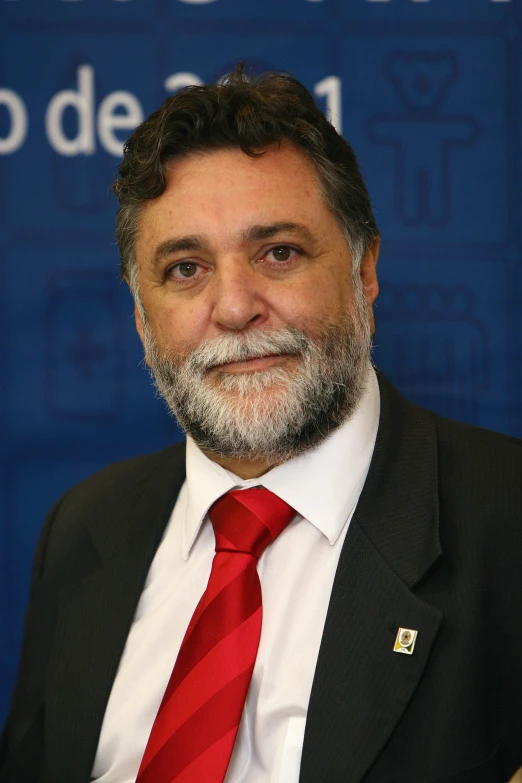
[{"xmin": 97, "ymin": 91, "xmax": 143, "ymax": 157}]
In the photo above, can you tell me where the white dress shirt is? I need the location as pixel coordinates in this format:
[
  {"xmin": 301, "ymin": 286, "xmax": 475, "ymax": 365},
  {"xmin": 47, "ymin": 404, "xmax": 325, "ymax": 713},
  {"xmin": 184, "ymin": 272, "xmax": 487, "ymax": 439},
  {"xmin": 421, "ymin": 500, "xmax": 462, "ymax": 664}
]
[{"xmin": 91, "ymin": 367, "xmax": 380, "ymax": 783}]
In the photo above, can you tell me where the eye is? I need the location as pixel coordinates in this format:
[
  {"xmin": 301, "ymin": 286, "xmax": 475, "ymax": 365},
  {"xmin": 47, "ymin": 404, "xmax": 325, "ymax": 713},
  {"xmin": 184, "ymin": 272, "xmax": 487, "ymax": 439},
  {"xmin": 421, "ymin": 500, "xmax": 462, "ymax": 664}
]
[
  {"xmin": 263, "ymin": 245, "xmax": 300, "ymax": 265},
  {"xmin": 169, "ymin": 261, "xmax": 202, "ymax": 280}
]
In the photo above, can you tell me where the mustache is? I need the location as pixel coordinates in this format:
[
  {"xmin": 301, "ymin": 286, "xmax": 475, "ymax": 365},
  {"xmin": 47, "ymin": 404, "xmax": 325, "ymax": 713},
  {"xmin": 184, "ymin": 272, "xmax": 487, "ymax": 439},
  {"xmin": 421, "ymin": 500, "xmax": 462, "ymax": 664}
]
[{"xmin": 185, "ymin": 327, "xmax": 311, "ymax": 374}]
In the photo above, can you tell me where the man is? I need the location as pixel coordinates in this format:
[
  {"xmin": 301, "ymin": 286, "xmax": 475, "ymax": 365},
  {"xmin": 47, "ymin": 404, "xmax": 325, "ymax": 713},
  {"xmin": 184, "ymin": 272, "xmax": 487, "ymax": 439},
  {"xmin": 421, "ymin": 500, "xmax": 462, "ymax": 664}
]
[{"xmin": 1, "ymin": 66, "xmax": 521, "ymax": 783}]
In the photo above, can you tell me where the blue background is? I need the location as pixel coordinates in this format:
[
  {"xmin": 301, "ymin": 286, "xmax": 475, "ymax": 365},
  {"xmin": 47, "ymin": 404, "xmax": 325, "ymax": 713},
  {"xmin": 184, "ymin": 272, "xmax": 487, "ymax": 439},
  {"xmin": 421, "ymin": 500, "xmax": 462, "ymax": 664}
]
[{"xmin": 1, "ymin": 0, "xmax": 521, "ymax": 726}]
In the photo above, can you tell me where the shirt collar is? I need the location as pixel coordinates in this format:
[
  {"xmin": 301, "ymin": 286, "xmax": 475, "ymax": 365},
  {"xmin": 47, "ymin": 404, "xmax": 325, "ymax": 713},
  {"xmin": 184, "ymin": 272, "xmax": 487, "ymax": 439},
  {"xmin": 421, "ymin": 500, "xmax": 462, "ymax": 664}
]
[{"xmin": 182, "ymin": 366, "xmax": 380, "ymax": 558}]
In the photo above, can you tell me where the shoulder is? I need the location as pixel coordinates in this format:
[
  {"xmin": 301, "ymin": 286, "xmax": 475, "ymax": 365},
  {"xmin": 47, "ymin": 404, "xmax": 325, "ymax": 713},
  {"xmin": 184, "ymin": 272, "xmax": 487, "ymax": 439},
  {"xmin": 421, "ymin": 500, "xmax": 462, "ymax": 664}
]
[
  {"xmin": 379, "ymin": 367, "xmax": 522, "ymax": 476},
  {"xmin": 427, "ymin": 412, "xmax": 522, "ymax": 556},
  {"xmin": 434, "ymin": 410, "xmax": 522, "ymax": 451},
  {"xmin": 377, "ymin": 370, "xmax": 521, "ymax": 519},
  {"xmin": 34, "ymin": 441, "xmax": 187, "ymax": 582},
  {"xmin": 57, "ymin": 440, "xmax": 187, "ymax": 515},
  {"xmin": 432, "ymin": 412, "xmax": 522, "ymax": 488},
  {"xmin": 376, "ymin": 370, "xmax": 522, "ymax": 490}
]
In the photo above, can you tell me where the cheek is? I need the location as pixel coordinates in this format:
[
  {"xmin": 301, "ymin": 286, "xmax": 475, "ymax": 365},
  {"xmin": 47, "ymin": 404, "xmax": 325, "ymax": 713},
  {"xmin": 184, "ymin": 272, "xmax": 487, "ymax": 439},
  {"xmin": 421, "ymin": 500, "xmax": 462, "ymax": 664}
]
[
  {"xmin": 146, "ymin": 302, "xmax": 208, "ymax": 353},
  {"xmin": 279, "ymin": 267, "xmax": 352, "ymax": 324}
]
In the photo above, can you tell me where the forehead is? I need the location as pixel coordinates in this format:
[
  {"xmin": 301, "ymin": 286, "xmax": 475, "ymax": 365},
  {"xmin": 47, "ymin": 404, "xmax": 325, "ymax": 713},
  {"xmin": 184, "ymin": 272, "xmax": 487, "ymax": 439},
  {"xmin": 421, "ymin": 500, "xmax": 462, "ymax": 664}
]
[{"xmin": 137, "ymin": 143, "xmax": 336, "ymax": 248}]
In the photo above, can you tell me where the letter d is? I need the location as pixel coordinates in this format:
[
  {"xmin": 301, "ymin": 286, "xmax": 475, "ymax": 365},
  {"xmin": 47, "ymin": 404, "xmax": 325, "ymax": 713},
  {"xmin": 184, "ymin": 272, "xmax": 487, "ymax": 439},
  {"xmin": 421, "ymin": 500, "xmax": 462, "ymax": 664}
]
[{"xmin": 45, "ymin": 65, "xmax": 95, "ymax": 156}]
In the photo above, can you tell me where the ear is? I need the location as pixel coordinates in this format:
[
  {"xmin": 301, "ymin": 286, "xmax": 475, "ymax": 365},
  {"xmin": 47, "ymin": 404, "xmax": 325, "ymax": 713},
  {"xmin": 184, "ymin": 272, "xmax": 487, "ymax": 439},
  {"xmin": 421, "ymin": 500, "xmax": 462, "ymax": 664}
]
[{"xmin": 359, "ymin": 236, "xmax": 380, "ymax": 334}]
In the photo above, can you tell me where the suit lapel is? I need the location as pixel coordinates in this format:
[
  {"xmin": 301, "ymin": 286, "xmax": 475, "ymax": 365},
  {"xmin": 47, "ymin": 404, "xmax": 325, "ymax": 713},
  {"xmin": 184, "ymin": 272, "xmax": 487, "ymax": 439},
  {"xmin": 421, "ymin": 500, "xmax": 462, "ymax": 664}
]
[
  {"xmin": 44, "ymin": 445, "xmax": 186, "ymax": 783},
  {"xmin": 300, "ymin": 375, "xmax": 443, "ymax": 783}
]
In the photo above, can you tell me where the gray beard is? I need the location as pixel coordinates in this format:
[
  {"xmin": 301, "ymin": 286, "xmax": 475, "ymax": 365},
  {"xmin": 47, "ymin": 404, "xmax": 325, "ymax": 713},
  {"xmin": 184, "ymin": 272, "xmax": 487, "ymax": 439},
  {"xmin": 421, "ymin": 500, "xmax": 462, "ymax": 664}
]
[{"xmin": 142, "ymin": 290, "xmax": 372, "ymax": 463}]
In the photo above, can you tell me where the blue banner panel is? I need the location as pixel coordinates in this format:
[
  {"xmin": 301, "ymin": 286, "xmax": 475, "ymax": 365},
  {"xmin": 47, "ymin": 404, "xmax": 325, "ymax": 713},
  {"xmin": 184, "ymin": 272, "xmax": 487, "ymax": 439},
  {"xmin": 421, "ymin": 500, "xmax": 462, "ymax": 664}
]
[
  {"xmin": 0, "ymin": 0, "xmax": 520, "ymax": 727},
  {"xmin": 374, "ymin": 252, "xmax": 511, "ymax": 432}
]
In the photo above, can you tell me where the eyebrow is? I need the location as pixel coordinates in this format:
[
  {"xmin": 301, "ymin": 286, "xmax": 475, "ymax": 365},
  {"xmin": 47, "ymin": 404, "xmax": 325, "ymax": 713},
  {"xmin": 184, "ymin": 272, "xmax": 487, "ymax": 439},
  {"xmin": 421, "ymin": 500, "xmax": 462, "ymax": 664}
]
[
  {"xmin": 243, "ymin": 221, "xmax": 317, "ymax": 246},
  {"xmin": 153, "ymin": 235, "xmax": 208, "ymax": 268},
  {"xmin": 151, "ymin": 221, "xmax": 318, "ymax": 270}
]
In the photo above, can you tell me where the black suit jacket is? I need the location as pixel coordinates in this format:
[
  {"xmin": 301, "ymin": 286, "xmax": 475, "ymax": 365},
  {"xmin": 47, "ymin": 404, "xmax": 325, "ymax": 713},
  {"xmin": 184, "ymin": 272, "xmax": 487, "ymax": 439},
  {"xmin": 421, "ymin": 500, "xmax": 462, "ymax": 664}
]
[{"xmin": 2, "ymin": 374, "xmax": 522, "ymax": 783}]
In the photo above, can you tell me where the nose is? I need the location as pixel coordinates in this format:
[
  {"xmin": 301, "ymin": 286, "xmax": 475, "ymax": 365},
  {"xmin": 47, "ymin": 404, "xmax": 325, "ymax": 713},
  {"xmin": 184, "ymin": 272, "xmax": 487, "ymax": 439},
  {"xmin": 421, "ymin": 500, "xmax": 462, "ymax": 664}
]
[{"xmin": 211, "ymin": 259, "xmax": 269, "ymax": 332}]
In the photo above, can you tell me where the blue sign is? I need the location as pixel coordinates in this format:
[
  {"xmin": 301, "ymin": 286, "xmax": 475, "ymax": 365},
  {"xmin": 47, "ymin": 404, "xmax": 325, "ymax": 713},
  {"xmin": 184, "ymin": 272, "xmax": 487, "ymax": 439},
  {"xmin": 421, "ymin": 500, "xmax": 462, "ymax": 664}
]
[{"xmin": 0, "ymin": 0, "xmax": 520, "ymax": 725}]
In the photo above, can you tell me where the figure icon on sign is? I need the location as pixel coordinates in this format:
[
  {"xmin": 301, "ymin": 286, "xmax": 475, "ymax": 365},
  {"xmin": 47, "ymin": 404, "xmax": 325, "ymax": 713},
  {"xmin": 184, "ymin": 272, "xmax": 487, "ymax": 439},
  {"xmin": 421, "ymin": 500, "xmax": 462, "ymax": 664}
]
[{"xmin": 367, "ymin": 52, "xmax": 479, "ymax": 227}]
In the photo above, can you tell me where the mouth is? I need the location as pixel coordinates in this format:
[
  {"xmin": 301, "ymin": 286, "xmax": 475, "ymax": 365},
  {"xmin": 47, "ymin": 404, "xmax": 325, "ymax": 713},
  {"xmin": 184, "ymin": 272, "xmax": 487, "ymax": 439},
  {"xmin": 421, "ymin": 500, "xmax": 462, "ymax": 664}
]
[{"xmin": 209, "ymin": 353, "xmax": 295, "ymax": 374}]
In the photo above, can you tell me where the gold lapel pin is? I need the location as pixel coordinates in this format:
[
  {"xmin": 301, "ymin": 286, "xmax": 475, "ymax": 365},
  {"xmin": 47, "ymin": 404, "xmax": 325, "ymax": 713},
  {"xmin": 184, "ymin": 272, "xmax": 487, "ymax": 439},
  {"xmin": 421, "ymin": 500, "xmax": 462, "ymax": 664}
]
[{"xmin": 393, "ymin": 627, "xmax": 418, "ymax": 655}]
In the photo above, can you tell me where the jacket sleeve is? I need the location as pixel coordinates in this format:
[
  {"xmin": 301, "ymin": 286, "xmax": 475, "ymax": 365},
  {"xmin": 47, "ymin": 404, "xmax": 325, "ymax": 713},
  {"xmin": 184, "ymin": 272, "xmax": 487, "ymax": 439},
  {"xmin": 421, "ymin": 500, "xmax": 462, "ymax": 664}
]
[{"xmin": 0, "ymin": 496, "xmax": 67, "ymax": 781}]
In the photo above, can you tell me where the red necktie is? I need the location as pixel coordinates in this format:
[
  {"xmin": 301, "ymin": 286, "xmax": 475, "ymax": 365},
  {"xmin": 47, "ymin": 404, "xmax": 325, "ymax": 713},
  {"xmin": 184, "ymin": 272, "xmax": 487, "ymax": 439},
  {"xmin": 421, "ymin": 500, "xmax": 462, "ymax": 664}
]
[{"xmin": 136, "ymin": 487, "xmax": 295, "ymax": 783}]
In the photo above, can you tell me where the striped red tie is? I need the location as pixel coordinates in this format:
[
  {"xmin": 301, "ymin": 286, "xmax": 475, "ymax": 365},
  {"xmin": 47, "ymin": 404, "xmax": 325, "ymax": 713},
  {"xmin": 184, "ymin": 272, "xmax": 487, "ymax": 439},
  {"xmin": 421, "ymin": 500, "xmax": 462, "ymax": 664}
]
[{"xmin": 136, "ymin": 487, "xmax": 295, "ymax": 783}]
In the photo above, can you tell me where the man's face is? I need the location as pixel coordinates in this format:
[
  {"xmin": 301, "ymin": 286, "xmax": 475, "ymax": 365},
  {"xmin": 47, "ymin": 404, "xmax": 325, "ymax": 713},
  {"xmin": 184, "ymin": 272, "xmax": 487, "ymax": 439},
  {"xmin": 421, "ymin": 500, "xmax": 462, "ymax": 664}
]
[{"xmin": 134, "ymin": 143, "xmax": 379, "ymax": 465}]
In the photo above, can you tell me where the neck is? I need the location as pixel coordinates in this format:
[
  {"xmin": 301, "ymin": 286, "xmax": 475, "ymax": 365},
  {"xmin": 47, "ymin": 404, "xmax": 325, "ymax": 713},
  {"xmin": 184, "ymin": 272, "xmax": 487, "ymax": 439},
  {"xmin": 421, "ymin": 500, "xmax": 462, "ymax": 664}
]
[{"xmin": 202, "ymin": 450, "xmax": 282, "ymax": 480}]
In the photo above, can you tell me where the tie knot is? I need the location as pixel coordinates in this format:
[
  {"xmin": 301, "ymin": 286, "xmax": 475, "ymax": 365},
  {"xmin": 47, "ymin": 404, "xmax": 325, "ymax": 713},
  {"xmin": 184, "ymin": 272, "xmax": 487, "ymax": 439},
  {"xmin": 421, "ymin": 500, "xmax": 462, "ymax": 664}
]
[{"xmin": 208, "ymin": 488, "xmax": 295, "ymax": 559}]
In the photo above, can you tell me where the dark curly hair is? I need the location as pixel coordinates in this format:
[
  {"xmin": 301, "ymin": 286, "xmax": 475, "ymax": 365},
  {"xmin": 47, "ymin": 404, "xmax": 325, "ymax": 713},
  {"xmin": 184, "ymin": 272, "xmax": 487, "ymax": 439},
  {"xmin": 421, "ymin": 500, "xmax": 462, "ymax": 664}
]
[{"xmin": 112, "ymin": 64, "xmax": 379, "ymax": 291}]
